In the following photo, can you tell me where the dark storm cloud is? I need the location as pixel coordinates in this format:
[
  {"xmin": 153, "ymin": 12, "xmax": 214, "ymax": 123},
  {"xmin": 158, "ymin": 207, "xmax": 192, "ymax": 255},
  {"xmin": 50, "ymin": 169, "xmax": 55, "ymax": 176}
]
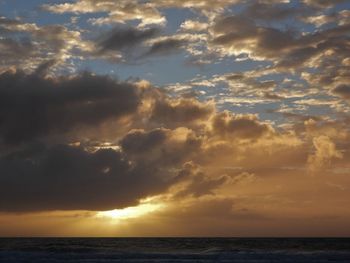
[
  {"xmin": 150, "ymin": 98, "xmax": 214, "ymax": 127},
  {"xmin": 333, "ymin": 85, "xmax": 350, "ymax": 100},
  {"xmin": 212, "ymin": 15, "xmax": 255, "ymax": 38},
  {"xmin": 210, "ymin": 111, "xmax": 272, "ymax": 140},
  {"xmin": 120, "ymin": 128, "xmax": 202, "ymax": 167},
  {"xmin": 0, "ymin": 70, "xmax": 141, "ymax": 145},
  {"xmin": 34, "ymin": 59, "xmax": 58, "ymax": 77},
  {"xmin": 0, "ymin": 144, "xmax": 175, "ymax": 212},
  {"xmin": 97, "ymin": 27, "xmax": 159, "ymax": 53},
  {"xmin": 120, "ymin": 128, "xmax": 167, "ymax": 154},
  {"xmin": 144, "ymin": 38, "xmax": 187, "ymax": 56}
]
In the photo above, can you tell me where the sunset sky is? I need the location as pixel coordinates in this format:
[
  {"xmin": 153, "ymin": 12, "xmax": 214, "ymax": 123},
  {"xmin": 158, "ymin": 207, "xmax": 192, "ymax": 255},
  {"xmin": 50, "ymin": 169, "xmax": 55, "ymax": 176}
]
[{"xmin": 0, "ymin": 0, "xmax": 350, "ymax": 237}]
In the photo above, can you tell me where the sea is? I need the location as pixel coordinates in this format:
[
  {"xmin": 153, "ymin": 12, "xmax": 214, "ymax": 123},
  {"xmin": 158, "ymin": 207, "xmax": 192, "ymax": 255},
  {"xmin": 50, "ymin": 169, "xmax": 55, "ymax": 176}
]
[{"xmin": 0, "ymin": 238, "xmax": 349, "ymax": 262}]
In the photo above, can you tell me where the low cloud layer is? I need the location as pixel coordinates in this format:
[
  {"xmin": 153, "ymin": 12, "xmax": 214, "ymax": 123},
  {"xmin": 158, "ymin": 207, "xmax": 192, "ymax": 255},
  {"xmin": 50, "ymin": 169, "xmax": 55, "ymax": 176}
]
[{"xmin": 0, "ymin": 69, "xmax": 348, "ymax": 215}]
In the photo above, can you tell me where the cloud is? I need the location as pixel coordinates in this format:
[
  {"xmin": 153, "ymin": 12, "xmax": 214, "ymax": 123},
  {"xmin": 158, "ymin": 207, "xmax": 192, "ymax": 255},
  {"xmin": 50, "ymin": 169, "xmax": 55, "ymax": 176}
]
[
  {"xmin": 209, "ymin": 9, "xmax": 350, "ymax": 75},
  {"xmin": 333, "ymin": 85, "xmax": 350, "ymax": 101},
  {"xmin": 308, "ymin": 135, "xmax": 343, "ymax": 173},
  {"xmin": 0, "ymin": 16, "xmax": 38, "ymax": 33},
  {"xmin": 210, "ymin": 15, "xmax": 297, "ymax": 60},
  {"xmin": 180, "ymin": 20, "xmax": 208, "ymax": 32},
  {"xmin": 145, "ymin": 38, "xmax": 187, "ymax": 56},
  {"xmin": 141, "ymin": 33, "xmax": 207, "ymax": 61},
  {"xmin": 176, "ymin": 172, "xmax": 229, "ymax": 198},
  {"xmin": 120, "ymin": 127, "xmax": 202, "ymax": 167},
  {"xmin": 0, "ymin": 144, "xmax": 176, "ymax": 212},
  {"xmin": 97, "ymin": 27, "xmax": 159, "ymax": 53},
  {"xmin": 43, "ymin": 0, "xmax": 166, "ymax": 27},
  {"xmin": 243, "ymin": 1, "xmax": 302, "ymax": 21},
  {"xmin": 34, "ymin": 59, "xmax": 58, "ymax": 77},
  {"xmin": 153, "ymin": 0, "xmax": 239, "ymax": 12},
  {"xmin": 149, "ymin": 98, "xmax": 214, "ymax": 127},
  {"xmin": 43, "ymin": 0, "xmax": 240, "ymax": 18},
  {"xmin": 206, "ymin": 5, "xmax": 350, "ymax": 117},
  {"xmin": 0, "ymin": 38, "xmax": 34, "ymax": 69},
  {"xmin": 0, "ymin": 70, "xmax": 309, "ymax": 213},
  {"xmin": 0, "ymin": 70, "xmax": 141, "ymax": 145},
  {"xmin": 94, "ymin": 26, "xmax": 160, "ymax": 61},
  {"xmin": 210, "ymin": 111, "xmax": 273, "ymax": 140},
  {"xmin": 0, "ymin": 16, "xmax": 92, "ymax": 72},
  {"xmin": 302, "ymin": 0, "xmax": 347, "ymax": 8},
  {"xmin": 302, "ymin": 14, "xmax": 337, "ymax": 27},
  {"xmin": 0, "ymin": 70, "xmax": 349, "ymax": 216}
]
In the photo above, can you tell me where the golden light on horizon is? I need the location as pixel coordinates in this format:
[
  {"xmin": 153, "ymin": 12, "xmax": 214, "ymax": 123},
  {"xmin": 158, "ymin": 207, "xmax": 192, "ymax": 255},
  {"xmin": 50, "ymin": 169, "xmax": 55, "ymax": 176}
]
[{"xmin": 96, "ymin": 203, "xmax": 163, "ymax": 220}]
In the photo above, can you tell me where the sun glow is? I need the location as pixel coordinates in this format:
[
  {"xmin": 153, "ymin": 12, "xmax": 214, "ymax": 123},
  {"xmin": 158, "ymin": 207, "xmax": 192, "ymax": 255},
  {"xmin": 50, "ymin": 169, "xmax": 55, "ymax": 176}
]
[{"xmin": 97, "ymin": 202, "xmax": 163, "ymax": 220}]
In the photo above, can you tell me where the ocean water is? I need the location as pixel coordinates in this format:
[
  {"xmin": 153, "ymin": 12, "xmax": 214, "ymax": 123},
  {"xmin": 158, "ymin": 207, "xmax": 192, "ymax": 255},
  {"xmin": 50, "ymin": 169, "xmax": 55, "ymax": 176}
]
[{"xmin": 0, "ymin": 238, "xmax": 349, "ymax": 262}]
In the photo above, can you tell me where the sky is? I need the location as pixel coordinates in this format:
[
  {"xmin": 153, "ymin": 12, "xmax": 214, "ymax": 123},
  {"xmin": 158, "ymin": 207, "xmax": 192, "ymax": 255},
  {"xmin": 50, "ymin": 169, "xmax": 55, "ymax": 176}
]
[{"xmin": 0, "ymin": 0, "xmax": 350, "ymax": 237}]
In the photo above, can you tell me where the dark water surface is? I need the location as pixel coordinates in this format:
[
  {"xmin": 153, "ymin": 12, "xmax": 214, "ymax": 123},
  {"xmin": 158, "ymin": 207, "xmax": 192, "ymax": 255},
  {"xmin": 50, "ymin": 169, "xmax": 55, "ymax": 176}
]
[{"xmin": 0, "ymin": 238, "xmax": 349, "ymax": 262}]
